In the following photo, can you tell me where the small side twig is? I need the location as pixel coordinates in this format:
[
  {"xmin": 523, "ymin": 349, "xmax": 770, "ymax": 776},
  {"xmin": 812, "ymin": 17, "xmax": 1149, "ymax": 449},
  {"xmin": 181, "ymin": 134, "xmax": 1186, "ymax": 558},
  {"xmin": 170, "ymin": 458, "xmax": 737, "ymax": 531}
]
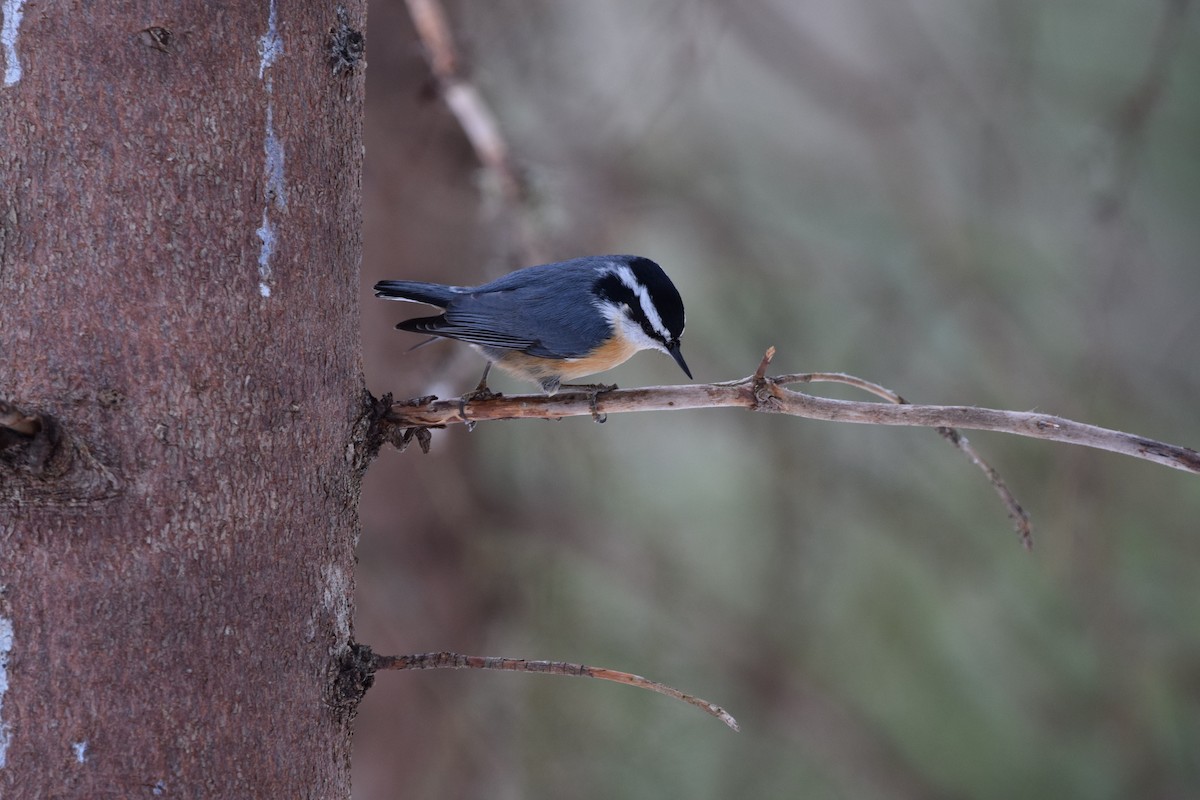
[
  {"xmin": 373, "ymin": 650, "xmax": 739, "ymax": 731},
  {"xmin": 753, "ymin": 346, "xmax": 776, "ymax": 383},
  {"xmin": 780, "ymin": 372, "xmax": 1032, "ymax": 549}
]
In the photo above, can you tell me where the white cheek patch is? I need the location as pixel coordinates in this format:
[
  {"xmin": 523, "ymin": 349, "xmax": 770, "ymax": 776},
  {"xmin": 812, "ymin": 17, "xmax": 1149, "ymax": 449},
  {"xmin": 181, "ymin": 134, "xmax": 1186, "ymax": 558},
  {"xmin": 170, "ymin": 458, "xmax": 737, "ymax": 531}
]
[{"xmin": 602, "ymin": 303, "xmax": 666, "ymax": 354}]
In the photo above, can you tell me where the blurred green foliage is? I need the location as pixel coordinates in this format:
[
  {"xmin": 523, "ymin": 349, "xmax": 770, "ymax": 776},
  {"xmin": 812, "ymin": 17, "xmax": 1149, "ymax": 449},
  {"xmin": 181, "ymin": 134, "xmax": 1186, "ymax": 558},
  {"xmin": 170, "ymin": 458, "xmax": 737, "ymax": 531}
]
[{"xmin": 356, "ymin": 1, "xmax": 1200, "ymax": 797}]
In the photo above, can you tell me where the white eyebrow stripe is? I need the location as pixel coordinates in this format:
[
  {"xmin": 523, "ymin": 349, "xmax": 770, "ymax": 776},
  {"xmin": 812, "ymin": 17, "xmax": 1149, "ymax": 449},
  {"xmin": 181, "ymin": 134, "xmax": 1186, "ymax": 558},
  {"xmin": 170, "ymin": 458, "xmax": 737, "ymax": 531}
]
[{"xmin": 615, "ymin": 265, "xmax": 671, "ymax": 341}]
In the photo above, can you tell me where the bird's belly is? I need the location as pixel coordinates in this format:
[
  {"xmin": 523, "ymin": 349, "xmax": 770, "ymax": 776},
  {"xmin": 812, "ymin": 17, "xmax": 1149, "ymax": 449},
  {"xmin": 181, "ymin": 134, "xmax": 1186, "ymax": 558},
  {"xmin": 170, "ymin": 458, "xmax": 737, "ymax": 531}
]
[{"xmin": 484, "ymin": 337, "xmax": 640, "ymax": 383}]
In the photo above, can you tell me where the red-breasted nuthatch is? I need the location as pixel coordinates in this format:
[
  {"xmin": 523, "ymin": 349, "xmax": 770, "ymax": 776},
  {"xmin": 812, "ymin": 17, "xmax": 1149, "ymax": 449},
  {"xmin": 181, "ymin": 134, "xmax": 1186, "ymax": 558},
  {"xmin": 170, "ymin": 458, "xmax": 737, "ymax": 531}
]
[{"xmin": 374, "ymin": 255, "xmax": 692, "ymax": 393}]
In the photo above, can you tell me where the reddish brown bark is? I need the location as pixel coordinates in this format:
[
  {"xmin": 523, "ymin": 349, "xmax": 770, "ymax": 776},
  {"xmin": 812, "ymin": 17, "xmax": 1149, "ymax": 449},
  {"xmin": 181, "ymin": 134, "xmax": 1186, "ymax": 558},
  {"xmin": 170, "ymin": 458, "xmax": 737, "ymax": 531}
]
[{"xmin": 1, "ymin": 1, "xmax": 366, "ymax": 795}]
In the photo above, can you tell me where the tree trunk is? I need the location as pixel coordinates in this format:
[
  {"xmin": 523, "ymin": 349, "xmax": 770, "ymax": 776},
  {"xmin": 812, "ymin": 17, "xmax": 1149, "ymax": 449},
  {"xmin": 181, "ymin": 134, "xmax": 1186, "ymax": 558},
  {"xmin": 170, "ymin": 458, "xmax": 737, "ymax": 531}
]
[{"xmin": 1, "ymin": 1, "xmax": 366, "ymax": 795}]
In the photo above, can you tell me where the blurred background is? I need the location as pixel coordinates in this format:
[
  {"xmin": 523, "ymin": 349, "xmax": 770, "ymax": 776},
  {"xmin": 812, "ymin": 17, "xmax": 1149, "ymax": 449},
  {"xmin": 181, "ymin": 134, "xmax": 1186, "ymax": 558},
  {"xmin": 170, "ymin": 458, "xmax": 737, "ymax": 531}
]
[{"xmin": 355, "ymin": 1, "xmax": 1200, "ymax": 797}]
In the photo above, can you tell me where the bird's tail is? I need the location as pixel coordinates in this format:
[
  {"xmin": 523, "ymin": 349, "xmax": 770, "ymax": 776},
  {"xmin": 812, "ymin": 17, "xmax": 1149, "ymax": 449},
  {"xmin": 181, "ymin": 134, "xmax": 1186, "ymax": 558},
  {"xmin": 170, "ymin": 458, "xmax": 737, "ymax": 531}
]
[{"xmin": 373, "ymin": 280, "xmax": 462, "ymax": 307}]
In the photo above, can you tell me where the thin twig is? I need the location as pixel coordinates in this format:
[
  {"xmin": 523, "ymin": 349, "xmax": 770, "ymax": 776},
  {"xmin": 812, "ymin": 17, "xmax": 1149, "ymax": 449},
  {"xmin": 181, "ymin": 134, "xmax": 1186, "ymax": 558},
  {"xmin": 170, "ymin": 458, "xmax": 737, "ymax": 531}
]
[
  {"xmin": 776, "ymin": 371, "xmax": 905, "ymax": 403},
  {"xmin": 380, "ymin": 352, "xmax": 1200, "ymax": 476},
  {"xmin": 403, "ymin": 0, "xmax": 544, "ymax": 263},
  {"xmin": 753, "ymin": 346, "xmax": 776, "ymax": 382},
  {"xmin": 782, "ymin": 372, "xmax": 1032, "ymax": 548},
  {"xmin": 373, "ymin": 651, "xmax": 739, "ymax": 731}
]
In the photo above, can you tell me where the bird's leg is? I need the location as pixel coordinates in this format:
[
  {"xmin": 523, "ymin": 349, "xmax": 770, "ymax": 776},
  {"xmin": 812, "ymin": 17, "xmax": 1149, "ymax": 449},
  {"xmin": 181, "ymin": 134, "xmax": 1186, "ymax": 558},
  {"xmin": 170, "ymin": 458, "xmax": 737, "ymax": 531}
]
[
  {"xmin": 557, "ymin": 382, "xmax": 619, "ymax": 424},
  {"xmin": 459, "ymin": 362, "xmax": 501, "ymax": 419},
  {"xmin": 472, "ymin": 362, "xmax": 495, "ymax": 396}
]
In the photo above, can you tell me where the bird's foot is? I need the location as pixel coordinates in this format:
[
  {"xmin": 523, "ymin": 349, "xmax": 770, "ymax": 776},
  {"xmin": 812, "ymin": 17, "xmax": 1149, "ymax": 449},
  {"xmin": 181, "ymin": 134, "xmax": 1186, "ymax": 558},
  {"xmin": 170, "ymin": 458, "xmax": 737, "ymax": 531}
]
[
  {"xmin": 559, "ymin": 383, "xmax": 618, "ymax": 423},
  {"xmin": 458, "ymin": 376, "xmax": 501, "ymax": 423}
]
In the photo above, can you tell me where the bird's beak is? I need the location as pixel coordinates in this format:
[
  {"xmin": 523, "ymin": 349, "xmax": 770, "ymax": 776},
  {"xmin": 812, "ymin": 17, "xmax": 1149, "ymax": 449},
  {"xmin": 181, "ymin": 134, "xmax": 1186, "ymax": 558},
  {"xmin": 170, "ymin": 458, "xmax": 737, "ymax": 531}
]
[{"xmin": 667, "ymin": 341, "xmax": 692, "ymax": 379}]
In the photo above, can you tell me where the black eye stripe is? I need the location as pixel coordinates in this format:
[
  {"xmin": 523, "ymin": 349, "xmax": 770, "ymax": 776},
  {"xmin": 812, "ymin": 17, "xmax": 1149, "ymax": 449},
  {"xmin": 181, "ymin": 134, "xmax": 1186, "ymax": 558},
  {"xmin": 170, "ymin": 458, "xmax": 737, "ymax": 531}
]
[
  {"xmin": 596, "ymin": 275, "xmax": 661, "ymax": 341},
  {"xmin": 595, "ymin": 273, "xmax": 636, "ymax": 307}
]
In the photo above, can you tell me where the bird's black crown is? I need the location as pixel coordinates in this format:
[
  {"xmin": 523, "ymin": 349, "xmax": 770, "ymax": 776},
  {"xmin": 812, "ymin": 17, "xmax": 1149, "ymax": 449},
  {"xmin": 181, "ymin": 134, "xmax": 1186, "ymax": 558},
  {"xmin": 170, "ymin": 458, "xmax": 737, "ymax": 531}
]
[{"xmin": 594, "ymin": 256, "xmax": 686, "ymax": 344}]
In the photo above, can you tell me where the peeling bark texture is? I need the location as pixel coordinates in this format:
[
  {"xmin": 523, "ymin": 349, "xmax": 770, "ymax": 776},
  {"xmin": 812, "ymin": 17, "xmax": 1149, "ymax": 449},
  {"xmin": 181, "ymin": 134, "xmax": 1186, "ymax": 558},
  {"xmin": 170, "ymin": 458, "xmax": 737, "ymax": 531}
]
[{"xmin": 0, "ymin": 0, "xmax": 366, "ymax": 796}]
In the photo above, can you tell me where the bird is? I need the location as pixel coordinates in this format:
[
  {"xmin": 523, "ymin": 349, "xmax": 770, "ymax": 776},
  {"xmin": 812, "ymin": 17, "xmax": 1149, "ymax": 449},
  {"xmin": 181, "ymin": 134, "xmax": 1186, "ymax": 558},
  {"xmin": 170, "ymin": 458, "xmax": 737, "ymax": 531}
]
[{"xmin": 374, "ymin": 255, "xmax": 692, "ymax": 395}]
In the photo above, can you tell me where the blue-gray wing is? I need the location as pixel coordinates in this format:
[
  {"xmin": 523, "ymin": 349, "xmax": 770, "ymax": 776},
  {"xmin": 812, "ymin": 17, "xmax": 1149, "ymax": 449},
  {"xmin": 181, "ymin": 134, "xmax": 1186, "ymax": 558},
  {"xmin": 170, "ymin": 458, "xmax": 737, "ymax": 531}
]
[
  {"xmin": 400, "ymin": 260, "xmax": 613, "ymax": 358},
  {"xmin": 396, "ymin": 313, "xmax": 538, "ymax": 350}
]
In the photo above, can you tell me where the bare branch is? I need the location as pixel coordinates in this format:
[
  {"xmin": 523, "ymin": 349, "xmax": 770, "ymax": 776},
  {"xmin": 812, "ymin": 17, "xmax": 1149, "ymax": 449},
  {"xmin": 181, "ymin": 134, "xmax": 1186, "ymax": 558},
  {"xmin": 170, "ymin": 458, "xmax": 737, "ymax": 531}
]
[
  {"xmin": 381, "ymin": 363, "xmax": 1200, "ymax": 476},
  {"xmin": 403, "ymin": 0, "xmax": 545, "ymax": 262},
  {"xmin": 373, "ymin": 651, "xmax": 739, "ymax": 731}
]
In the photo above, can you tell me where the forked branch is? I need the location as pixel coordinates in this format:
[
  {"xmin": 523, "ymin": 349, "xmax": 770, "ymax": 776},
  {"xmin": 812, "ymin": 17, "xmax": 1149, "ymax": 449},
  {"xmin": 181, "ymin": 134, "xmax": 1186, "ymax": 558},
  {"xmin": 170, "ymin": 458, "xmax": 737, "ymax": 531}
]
[
  {"xmin": 378, "ymin": 348, "xmax": 1200, "ymax": 548},
  {"xmin": 382, "ymin": 349, "xmax": 1199, "ymax": 476}
]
